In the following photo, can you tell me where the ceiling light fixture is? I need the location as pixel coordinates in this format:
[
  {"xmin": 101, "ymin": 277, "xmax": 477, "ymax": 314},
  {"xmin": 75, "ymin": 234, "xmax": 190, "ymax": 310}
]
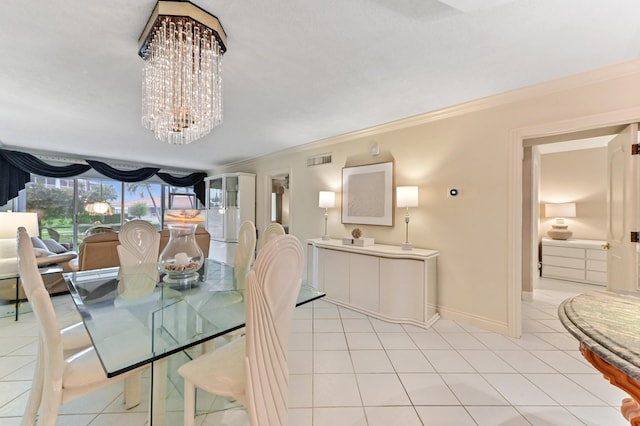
[{"xmin": 138, "ymin": 1, "xmax": 227, "ymax": 145}]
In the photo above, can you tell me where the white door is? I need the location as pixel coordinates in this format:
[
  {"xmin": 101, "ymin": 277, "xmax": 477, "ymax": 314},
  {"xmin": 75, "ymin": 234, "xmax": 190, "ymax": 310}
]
[{"xmin": 606, "ymin": 123, "xmax": 639, "ymax": 292}]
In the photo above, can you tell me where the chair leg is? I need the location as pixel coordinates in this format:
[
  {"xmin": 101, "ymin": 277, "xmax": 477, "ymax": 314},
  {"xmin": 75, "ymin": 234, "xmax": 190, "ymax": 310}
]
[
  {"xmin": 39, "ymin": 385, "xmax": 62, "ymax": 426},
  {"xmin": 123, "ymin": 373, "xmax": 142, "ymax": 409},
  {"xmin": 22, "ymin": 348, "xmax": 45, "ymax": 426},
  {"xmin": 183, "ymin": 380, "xmax": 196, "ymax": 426}
]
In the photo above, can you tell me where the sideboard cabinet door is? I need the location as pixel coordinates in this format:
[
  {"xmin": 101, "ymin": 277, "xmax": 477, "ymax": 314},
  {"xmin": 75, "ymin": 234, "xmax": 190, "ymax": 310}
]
[
  {"xmin": 318, "ymin": 248, "xmax": 350, "ymax": 302},
  {"xmin": 380, "ymin": 258, "xmax": 424, "ymax": 322},
  {"xmin": 349, "ymin": 254, "xmax": 380, "ymax": 313}
]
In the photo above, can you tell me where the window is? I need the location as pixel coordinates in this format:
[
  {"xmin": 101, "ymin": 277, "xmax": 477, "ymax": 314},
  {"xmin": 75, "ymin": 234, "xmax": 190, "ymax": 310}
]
[{"xmin": 18, "ymin": 176, "xmax": 200, "ymax": 244}]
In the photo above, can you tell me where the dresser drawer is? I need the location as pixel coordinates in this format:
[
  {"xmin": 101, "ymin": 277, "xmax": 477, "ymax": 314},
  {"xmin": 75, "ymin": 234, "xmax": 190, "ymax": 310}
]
[
  {"xmin": 541, "ymin": 238, "xmax": 608, "ymax": 284},
  {"xmin": 586, "ymin": 259, "xmax": 607, "ymax": 272},
  {"xmin": 586, "ymin": 270, "xmax": 607, "ymax": 284},
  {"xmin": 542, "ymin": 255, "xmax": 584, "ymax": 269},
  {"xmin": 542, "ymin": 245, "xmax": 585, "ymax": 259},
  {"xmin": 586, "ymin": 249, "xmax": 607, "ymax": 261},
  {"xmin": 542, "ymin": 265, "xmax": 585, "ymax": 281}
]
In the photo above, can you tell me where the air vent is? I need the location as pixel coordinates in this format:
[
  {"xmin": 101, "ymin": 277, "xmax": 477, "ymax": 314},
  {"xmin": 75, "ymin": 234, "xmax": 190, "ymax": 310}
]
[{"xmin": 307, "ymin": 153, "xmax": 332, "ymax": 167}]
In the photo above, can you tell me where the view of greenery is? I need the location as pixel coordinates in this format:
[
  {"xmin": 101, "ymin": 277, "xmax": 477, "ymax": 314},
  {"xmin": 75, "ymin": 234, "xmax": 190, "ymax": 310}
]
[
  {"xmin": 128, "ymin": 202, "xmax": 148, "ymax": 219},
  {"xmin": 21, "ymin": 177, "xmax": 195, "ymax": 245}
]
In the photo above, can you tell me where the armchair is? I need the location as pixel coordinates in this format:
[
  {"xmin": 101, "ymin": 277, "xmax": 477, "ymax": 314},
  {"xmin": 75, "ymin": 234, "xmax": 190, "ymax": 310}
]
[{"xmin": 0, "ymin": 237, "xmax": 77, "ymax": 301}]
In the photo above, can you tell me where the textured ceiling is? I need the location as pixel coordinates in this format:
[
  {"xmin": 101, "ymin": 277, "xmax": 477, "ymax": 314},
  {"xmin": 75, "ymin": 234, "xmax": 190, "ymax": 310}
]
[{"xmin": 1, "ymin": 0, "xmax": 639, "ymax": 171}]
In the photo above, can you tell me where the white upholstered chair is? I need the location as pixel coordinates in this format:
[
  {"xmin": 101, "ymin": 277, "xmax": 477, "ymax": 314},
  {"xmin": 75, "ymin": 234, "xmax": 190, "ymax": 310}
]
[
  {"xmin": 234, "ymin": 220, "xmax": 257, "ymax": 290},
  {"xmin": 178, "ymin": 234, "xmax": 304, "ymax": 426},
  {"xmin": 261, "ymin": 222, "xmax": 286, "ymax": 249},
  {"xmin": 17, "ymin": 227, "xmax": 144, "ymax": 426},
  {"xmin": 117, "ymin": 220, "xmax": 160, "ymax": 266},
  {"xmin": 117, "ymin": 219, "xmax": 160, "ymax": 289}
]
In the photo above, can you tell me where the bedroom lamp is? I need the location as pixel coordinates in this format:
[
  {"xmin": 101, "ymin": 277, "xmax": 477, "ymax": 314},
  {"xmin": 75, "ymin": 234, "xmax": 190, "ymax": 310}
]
[
  {"xmin": 0, "ymin": 212, "xmax": 39, "ymax": 238},
  {"xmin": 318, "ymin": 191, "xmax": 335, "ymax": 240},
  {"xmin": 397, "ymin": 186, "xmax": 419, "ymax": 250},
  {"xmin": 545, "ymin": 202, "xmax": 576, "ymax": 240}
]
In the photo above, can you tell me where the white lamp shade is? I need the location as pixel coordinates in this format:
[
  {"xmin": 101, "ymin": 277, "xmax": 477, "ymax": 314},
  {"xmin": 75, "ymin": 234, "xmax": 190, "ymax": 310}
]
[
  {"xmin": 397, "ymin": 186, "xmax": 419, "ymax": 208},
  {"xmin": 319, "ymin": 191, "xmax": 336, "ymax": 209},
  {"xmin": 545, "ymin": 203, "xmax": 576, "ymax": 218},
  {"xmin": 0, "ymin": 212, "xmax": 39, "ymax": 238}
]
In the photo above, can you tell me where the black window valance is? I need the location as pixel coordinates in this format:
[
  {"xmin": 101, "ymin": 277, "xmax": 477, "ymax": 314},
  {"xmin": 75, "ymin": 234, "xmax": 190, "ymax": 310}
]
[{"xmin": 0, "ymin": 149, "xmax": 207, "ymax": 206}]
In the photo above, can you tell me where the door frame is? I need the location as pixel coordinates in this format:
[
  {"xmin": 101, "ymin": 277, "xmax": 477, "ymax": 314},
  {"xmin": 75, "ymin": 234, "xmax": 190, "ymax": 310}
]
[
  {"xmin": 508, "ymin": 106, "xmax": 640, "ymax": 338},
  {"xmin": 262, "ymin": 168, "xmax": 292, "ymax": 236}
]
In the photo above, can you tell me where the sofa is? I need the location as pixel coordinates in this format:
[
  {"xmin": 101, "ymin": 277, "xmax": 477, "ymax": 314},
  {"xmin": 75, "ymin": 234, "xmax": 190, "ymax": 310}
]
[
  {"xmin": 69, "ymin": 228, "xmax": 211, "ymax": 272},
  {"xmin": 0, "ymin": 236, "xmax": 77, "ymax": 301}
]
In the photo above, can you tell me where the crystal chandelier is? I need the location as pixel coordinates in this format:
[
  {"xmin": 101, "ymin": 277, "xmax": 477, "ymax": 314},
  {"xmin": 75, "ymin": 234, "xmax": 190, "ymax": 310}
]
[{"xmin": 138, "ymin": 1, "xmax": 227, "ymax": 144}]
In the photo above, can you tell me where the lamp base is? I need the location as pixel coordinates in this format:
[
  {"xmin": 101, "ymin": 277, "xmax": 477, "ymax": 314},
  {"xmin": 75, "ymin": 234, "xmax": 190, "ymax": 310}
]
[
  {"xmin": 322, "ymin": 235, "xmax": 331, "ymax": 240},
  {"xmin": 401, "ymin": 242, "xmax": 412, "ymax": 251},
  {"xmin": 547, "ymin": 225, "xmax": 572, "ymax": 240}
]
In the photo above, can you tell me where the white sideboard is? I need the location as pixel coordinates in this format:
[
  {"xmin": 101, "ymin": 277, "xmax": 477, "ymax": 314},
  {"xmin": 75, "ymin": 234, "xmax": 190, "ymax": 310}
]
[
  {"xmin": 306, "ymin": 238, "xmax": 440, "ymax": 328},
  {"xmin": 540, "ymin": 237, "xmax": 607, "ymax": 286}
]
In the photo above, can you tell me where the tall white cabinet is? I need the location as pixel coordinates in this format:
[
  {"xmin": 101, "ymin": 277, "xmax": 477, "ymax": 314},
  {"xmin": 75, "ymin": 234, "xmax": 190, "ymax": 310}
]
[{"xmin": 205, "ymin": 173, "xmax": 255, "ymax": 264}]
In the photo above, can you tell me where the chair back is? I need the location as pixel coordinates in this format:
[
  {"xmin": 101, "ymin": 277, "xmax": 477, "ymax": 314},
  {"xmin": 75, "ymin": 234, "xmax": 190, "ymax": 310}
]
[
  {"xmin": 17, "ymin": 227, "xmax": 65, "ymax": 389},
  {"xmin": 244, "ymin": 234, "xmax": 303, "ymax": 425},
  {"xmin": 47, "ymin": 227, "xmax": 61, "ymax": 242},
  {"xmin": 117, "ymin": 220, "xmax": 160, "ymax": 287},
  {"xmin": 117, "ymin": 220, "xmax": 160, "ymax": 266},
  {"xmin": 234, "ymin": 221, "xmax": 256, "ymax": 289},
  {"xmin": 76, "ymin": 232, "xmax": 121, "ymax": 271},
  {"xmin": 261, "ymin": 223, "xmax": 286, "ymax": 249}
]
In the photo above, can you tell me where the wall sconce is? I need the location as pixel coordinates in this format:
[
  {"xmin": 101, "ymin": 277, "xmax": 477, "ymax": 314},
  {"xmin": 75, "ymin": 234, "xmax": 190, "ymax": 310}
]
[
  {"xmin": 318, "ymin": 191, "xmax": 336, "ymax": 240},
  {"xmin": 397, "ymin": 186, "xmax": 419, "ymax": 250},
  {"xmin": 0, "ymin": 212, "xmax": 40, "ymax": 238},
  {"xmin": 545, "ymin": 202, "xmax": 576, "ymax": 240}
]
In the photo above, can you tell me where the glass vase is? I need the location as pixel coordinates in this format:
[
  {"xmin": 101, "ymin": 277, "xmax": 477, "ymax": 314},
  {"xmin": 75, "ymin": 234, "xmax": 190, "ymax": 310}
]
[{"xmin": 158, "ymin": 224, "xmax": 204, "ymax": 286}]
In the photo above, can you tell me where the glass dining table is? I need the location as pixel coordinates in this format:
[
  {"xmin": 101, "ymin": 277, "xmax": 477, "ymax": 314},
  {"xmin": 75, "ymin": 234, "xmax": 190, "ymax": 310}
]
[{"xmin": 63, "ymin": 259, "xmax": 325, "ymax": 425}]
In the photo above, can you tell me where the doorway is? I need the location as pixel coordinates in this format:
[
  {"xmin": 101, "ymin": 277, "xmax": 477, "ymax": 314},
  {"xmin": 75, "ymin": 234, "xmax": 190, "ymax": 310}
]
[
  {"xmin": 508, "ymin": 107, "xmax": 640, "ymax": 338},
  {"xmin": 265, "ymin": 169, "xmax": 291, "ymax": 234},
  {"xmin": 523, "ymin": 133, "xmax": 615, "ymax": 299}
]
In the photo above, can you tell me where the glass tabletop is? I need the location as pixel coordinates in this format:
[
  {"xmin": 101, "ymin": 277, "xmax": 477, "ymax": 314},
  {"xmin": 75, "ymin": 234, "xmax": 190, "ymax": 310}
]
[{"xmin": 63, "ymin": 259, "xmax": 325, "ymax": 377}]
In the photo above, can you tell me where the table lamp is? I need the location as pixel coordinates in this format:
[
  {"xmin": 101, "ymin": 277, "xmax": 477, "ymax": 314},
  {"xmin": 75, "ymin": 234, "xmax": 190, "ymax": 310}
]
[
  {"xmin": 545, "ymin": 203, "xmax": 576, "ymax": 240},
  {"xmin": 397, "ymin": 186, "xmax": 419, "ymax": 250},
  {"xmin": 318, "ymin": 191, "xmax": 335, "ymax": 240},
  {"xmin": 0, "ymin": 212, "xmax": 39, "ymax": 238}
]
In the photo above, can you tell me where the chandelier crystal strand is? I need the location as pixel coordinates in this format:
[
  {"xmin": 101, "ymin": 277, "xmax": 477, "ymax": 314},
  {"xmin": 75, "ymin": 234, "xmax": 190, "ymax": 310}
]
[{"xmin": 141, "ymin": 13, "xmax": 223, "ymax": 145}]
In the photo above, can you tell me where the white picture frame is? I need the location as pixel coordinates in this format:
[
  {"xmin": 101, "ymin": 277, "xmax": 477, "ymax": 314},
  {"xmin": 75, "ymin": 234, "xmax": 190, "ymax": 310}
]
[{"xmin": 341, "ymin": 162, "xmax": 394, "ymax": 226}]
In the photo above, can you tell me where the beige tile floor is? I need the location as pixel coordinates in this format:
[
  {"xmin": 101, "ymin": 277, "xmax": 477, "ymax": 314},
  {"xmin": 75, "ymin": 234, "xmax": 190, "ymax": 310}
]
[{"xmin": 0, "ymin": 278, "xmax": 631, "ymax": 425}]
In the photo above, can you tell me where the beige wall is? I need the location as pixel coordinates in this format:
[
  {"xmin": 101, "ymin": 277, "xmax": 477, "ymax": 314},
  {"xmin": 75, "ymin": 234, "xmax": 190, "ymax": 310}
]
[
  {"xmin": 212, "ymin": 60, "xmax": 640, "ymax": 335},
  {"xmin": 539, "ymin": 148, "xmax": 607, "ymax": 241}
]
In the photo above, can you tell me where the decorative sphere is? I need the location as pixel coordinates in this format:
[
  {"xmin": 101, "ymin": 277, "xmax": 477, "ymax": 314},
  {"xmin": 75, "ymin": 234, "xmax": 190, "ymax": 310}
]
[{"xmin": 351, "ymin": 228, "xmax": 362, "ymax": 239}]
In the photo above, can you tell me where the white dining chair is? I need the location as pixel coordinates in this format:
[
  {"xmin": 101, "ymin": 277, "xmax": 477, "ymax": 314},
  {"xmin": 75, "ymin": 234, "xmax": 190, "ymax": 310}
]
[
  {"xmin": 117, "ymin": 220, "xmax": 160, "ymax": 263},
  {"xmin": 178, "ymin": 234, "xmax": 304, "ymax": 426},
  {"xmin": 17, "ymin": 227, "xmax": 145, "ymax": 426},
  {"xmin": 261, "ymin": 222, "xmax": 285, "ymax": 249},
  {"xmin": 234, "ymin": 220, "xmax": 257, "ymax": 290}
]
